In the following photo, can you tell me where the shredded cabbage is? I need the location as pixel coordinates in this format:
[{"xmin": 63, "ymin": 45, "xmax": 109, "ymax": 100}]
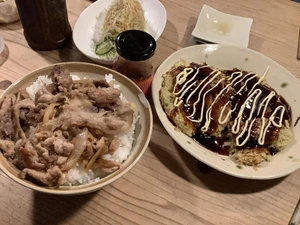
[{"xmin": 95, "ymin": 0, "xmax": 146, "ymax": 59}]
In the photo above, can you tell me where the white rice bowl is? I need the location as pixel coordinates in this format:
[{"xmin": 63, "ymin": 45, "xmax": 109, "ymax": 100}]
[{"xmin": 25, "ymin": 74, "xmax": 138, "ymax": 186}]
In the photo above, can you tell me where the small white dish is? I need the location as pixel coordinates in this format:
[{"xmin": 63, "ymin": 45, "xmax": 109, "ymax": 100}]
[
  {"xmin": 152, "ymin": 44, "xmax": 300, "ymax": 180},
  {"xmin": 192, "ymin": 5, "xmax": 253, "ymax": 47},
  {"xmin": 73, "ymin": 0, "xmax": 167, "ymax": 65}
]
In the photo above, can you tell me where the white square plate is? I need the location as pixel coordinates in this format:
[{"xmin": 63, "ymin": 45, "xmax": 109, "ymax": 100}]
[{"xmin": 192, "ymin": 5, "xmax": 253, "ymax": 47}]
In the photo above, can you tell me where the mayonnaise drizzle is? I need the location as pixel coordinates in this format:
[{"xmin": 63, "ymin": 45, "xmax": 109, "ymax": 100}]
[
  {"xmin": 188, "ymin": 77, "xmax": 224, "ymax": 122},
  {"xmin": 248, "ymin": 67, "xmax": 269, "ymax": 95},
  {"xmin": 236, "ymin": 119, "xmax": 256, "ymax": 147},
  {"xmin": 172, "ymin": 65, "xmax": 287, "ymax": 147},
  {"xmin": 219, "ymin": 101, "xmax": 236, "ymax": 125},
  {"xmin": 231, "ymin": 89, "xmax": 262, "ymax": 134}
]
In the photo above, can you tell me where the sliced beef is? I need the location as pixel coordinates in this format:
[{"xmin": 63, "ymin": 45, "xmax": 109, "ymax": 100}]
[
  {"xmin": 67, "ymin": 97, "xmax": 98, "ymax": 113},
  {"xmin": 37, "ymin": 92, "xmax": 68, "ymax": 105},
  {"xmin": 39, "ymin": 99, "xmax": 134, "ymax": 136},
  {"xmin": 80, "ymin": 87, "xmax": 120, "ymax": 106},
  {"xmin": 37, "ymin": 93, "xmax": 55, "ymax": 104},
  {"xmin": 13, "ymin": 99, "xmax": 35, "ymax": 140},
  {"xmin": 93, "ymin": 80, "xmax": 110, "ymax": 88},
  {"xmin": 15, "ymin": 139, "xmax": 26, "ymax": 151},
  {"xmin": 43, "ymin": 136, "xmax": 74, "ymax": 156},
  {"xmin": 35, "ymin": 143, "xmax": 52, "ymax": 162},
  {"xmin": 14, "ymin": 98, "xmax": 35, "ymax": 112},
  {"xmin": 68, "ymin": 89, "xmax": 89, "ymax": 100},
  {"xmin": 0, "ymin": 140, "xmax": 15, "ymax": 158},
  {"xmin": 19, "ymin": 89, "xmax": 31, "ymax": 100},
  {"xmin": 46, "ymin": 83, "xmax": 57, "ymax": 95},
  {"xmin": 92, "ymin": 158, "xmax": 120, "ymax": 169},
  {"xmin": 35, "ymin": 130, "xmax": 53, "ymax": 141},
  {"xmin": 0, "ymin": 94, "xmax": 16, "ymax": 118},
  {"xmin": 16, "ymin": 140, "xmax": 45, "ymax": 170},
  {"xmin": 116, "ymin": 102, "xmax": 135, "ymax": 128},
  {"xmin": 53, "ymin": 110, "xmax": 132, "ymax": 135},
  {"xmin": 82, "ymin": 142, "xmax": 95, "ymax": 160},
  {"xmin": 109, "ymin": 137, "xmax": 120, "ymax": 155},
  {"xmin": 49, "ymin": 130, "xmax": 73, "ymax": 155},
  {"xmin": 73, "ymin": 79, "xmax": 95, "ymax": 89},
  {"xmin": 57, "ymin": 156, "xmax": 68, "ymax": 165},
  {"xmin": 26, "ymin": 103, "xmax": 47, "ymax": 127},
  {"xmin": 50, "ymin": 65, "xmax": 73, "ymax": 92},
  {"xmin": 19, "ymin": 108, "xmax": 29, "ymax": 120},
  {"xmin": 0, "ymin": 109, "xmax": 14, "ymax": 139},
  {"xmin": 35, "ymin": 85, "xmax": 52, "ymax": 104},
  {"xmin": 19, "ymin": 166, "xmax": 64, "ymax": 187}
]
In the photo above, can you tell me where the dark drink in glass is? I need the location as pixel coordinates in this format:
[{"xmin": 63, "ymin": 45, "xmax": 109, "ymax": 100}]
[{"xmin": 15, "ymin": 0, "xmax": 72, "ymax": 51}]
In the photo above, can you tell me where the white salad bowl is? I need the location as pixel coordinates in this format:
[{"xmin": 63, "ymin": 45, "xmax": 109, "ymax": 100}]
[
  {"xmin": 0, "ymin": 62, "xmax": 153, "ymax": 195},
  {"xmin": 73, "ymin": 0, "xmax": 167, "ymax": 65}
]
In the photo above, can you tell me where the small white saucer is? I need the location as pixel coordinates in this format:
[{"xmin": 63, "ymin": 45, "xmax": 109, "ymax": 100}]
[{"xmin": 192, "ymin": 5, "xmax": 253, "ymax": 47}]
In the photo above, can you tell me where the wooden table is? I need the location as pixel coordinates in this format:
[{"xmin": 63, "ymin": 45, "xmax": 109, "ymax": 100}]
[{"xmin": 1, "ymin": 0, "xmax": 300, "ymax": 224}]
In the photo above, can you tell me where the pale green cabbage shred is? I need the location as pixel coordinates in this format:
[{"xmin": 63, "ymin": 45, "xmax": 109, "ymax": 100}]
[{"xmin": 95, "ymin": 0, "xmax": 146, "ymax": 60}]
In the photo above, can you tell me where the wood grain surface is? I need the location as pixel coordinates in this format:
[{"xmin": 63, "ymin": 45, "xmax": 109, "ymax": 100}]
[{"xmin": 1, "ymin": 0, "xmax": 300, "ymax": 224}]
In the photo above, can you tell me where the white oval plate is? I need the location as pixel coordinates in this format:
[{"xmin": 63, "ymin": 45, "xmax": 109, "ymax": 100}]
[
  {"xmin": 73, "ymin": 0, "xmax": 167, "ymax": 65},
  {"xmin": 152, "ymin": 44, "xmax": 300, "ymax": 180}
]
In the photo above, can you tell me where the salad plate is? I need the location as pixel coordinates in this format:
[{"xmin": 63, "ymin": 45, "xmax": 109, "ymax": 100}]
[
  {"xmin": 73, "ymin": 0, "xmax": 167, "ymax": 65},
  {"xmin": 152, "ymin": 44, "xmax": 300, "ymax": 180}
]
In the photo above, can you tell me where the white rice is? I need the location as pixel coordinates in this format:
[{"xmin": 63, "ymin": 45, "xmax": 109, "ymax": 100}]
[
  {"xmin": 26, "ymin": 74, "xmax": 136, "ymax": 186},
  {"xmin": 92, "ymin": 10, "xmax": 106, "ymax": 46},
  {"xmin": 64, "ymin": 163, "xmax": 100, "ymax": 186},
  {"xmin": 26, "ymin": 76, "xmax": 52, "ymax": 102}
]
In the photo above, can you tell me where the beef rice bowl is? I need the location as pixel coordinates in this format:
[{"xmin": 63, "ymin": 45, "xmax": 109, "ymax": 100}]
[{"xmin": 0, "ymin": 64, "xmax": 149, "ymax": 188}]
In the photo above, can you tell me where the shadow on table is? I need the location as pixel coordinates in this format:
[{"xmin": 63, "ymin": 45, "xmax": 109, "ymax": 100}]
[
  {"xmin": 58, "ymin": 38, "xmax": 96, "ymax": 64},
  {"xmin": 149, "ymin": 102, "xmax": 285, "ymax": 194},
  {"xmin": 0, "ymin": 45, "xmax": 9, "ymax": 66},
  {"xmin": 0, "ymin": 20, "xmax": 22, "ymax": 31},
  {"xmin": 179, "ymin": 16, "xmax": 198, "ymax": 47},
  {"xmin": 35, "ymin": 37, "xmax": 106, "ymax": 66},
  {"xmin": 156, "ymin": 19, "xmax": 179, "ymax": 52},
  {"xmin": 40, "ymin": 37, "xmax": 115, "ymax": 70},
  {"xmin": 32, "ymin": 190, "xmax": 97, "ymax": 225}
]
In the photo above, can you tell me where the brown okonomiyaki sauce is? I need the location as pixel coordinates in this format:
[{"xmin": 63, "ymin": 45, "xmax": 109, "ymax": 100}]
[{"xmin": 171, "ymin": 64, "xmax": 292, "ymax": 156}]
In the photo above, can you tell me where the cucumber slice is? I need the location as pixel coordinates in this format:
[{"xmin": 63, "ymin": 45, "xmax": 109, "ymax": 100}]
[{"xmin": 95, "ymin": 41, "xmax": 114, "ymax": 55}]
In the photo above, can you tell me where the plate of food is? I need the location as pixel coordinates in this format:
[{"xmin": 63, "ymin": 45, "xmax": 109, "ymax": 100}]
[
  {"xmin": 73, "ymin": 0, "xmax": 167, "ymax": 65},
  {"xmin": 152, "ymin": 44, "xmax": 300, "ymax": 179},
  {"xmin": 0, "ymin": 62, "xmax": 152, "ymax": 194}
]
